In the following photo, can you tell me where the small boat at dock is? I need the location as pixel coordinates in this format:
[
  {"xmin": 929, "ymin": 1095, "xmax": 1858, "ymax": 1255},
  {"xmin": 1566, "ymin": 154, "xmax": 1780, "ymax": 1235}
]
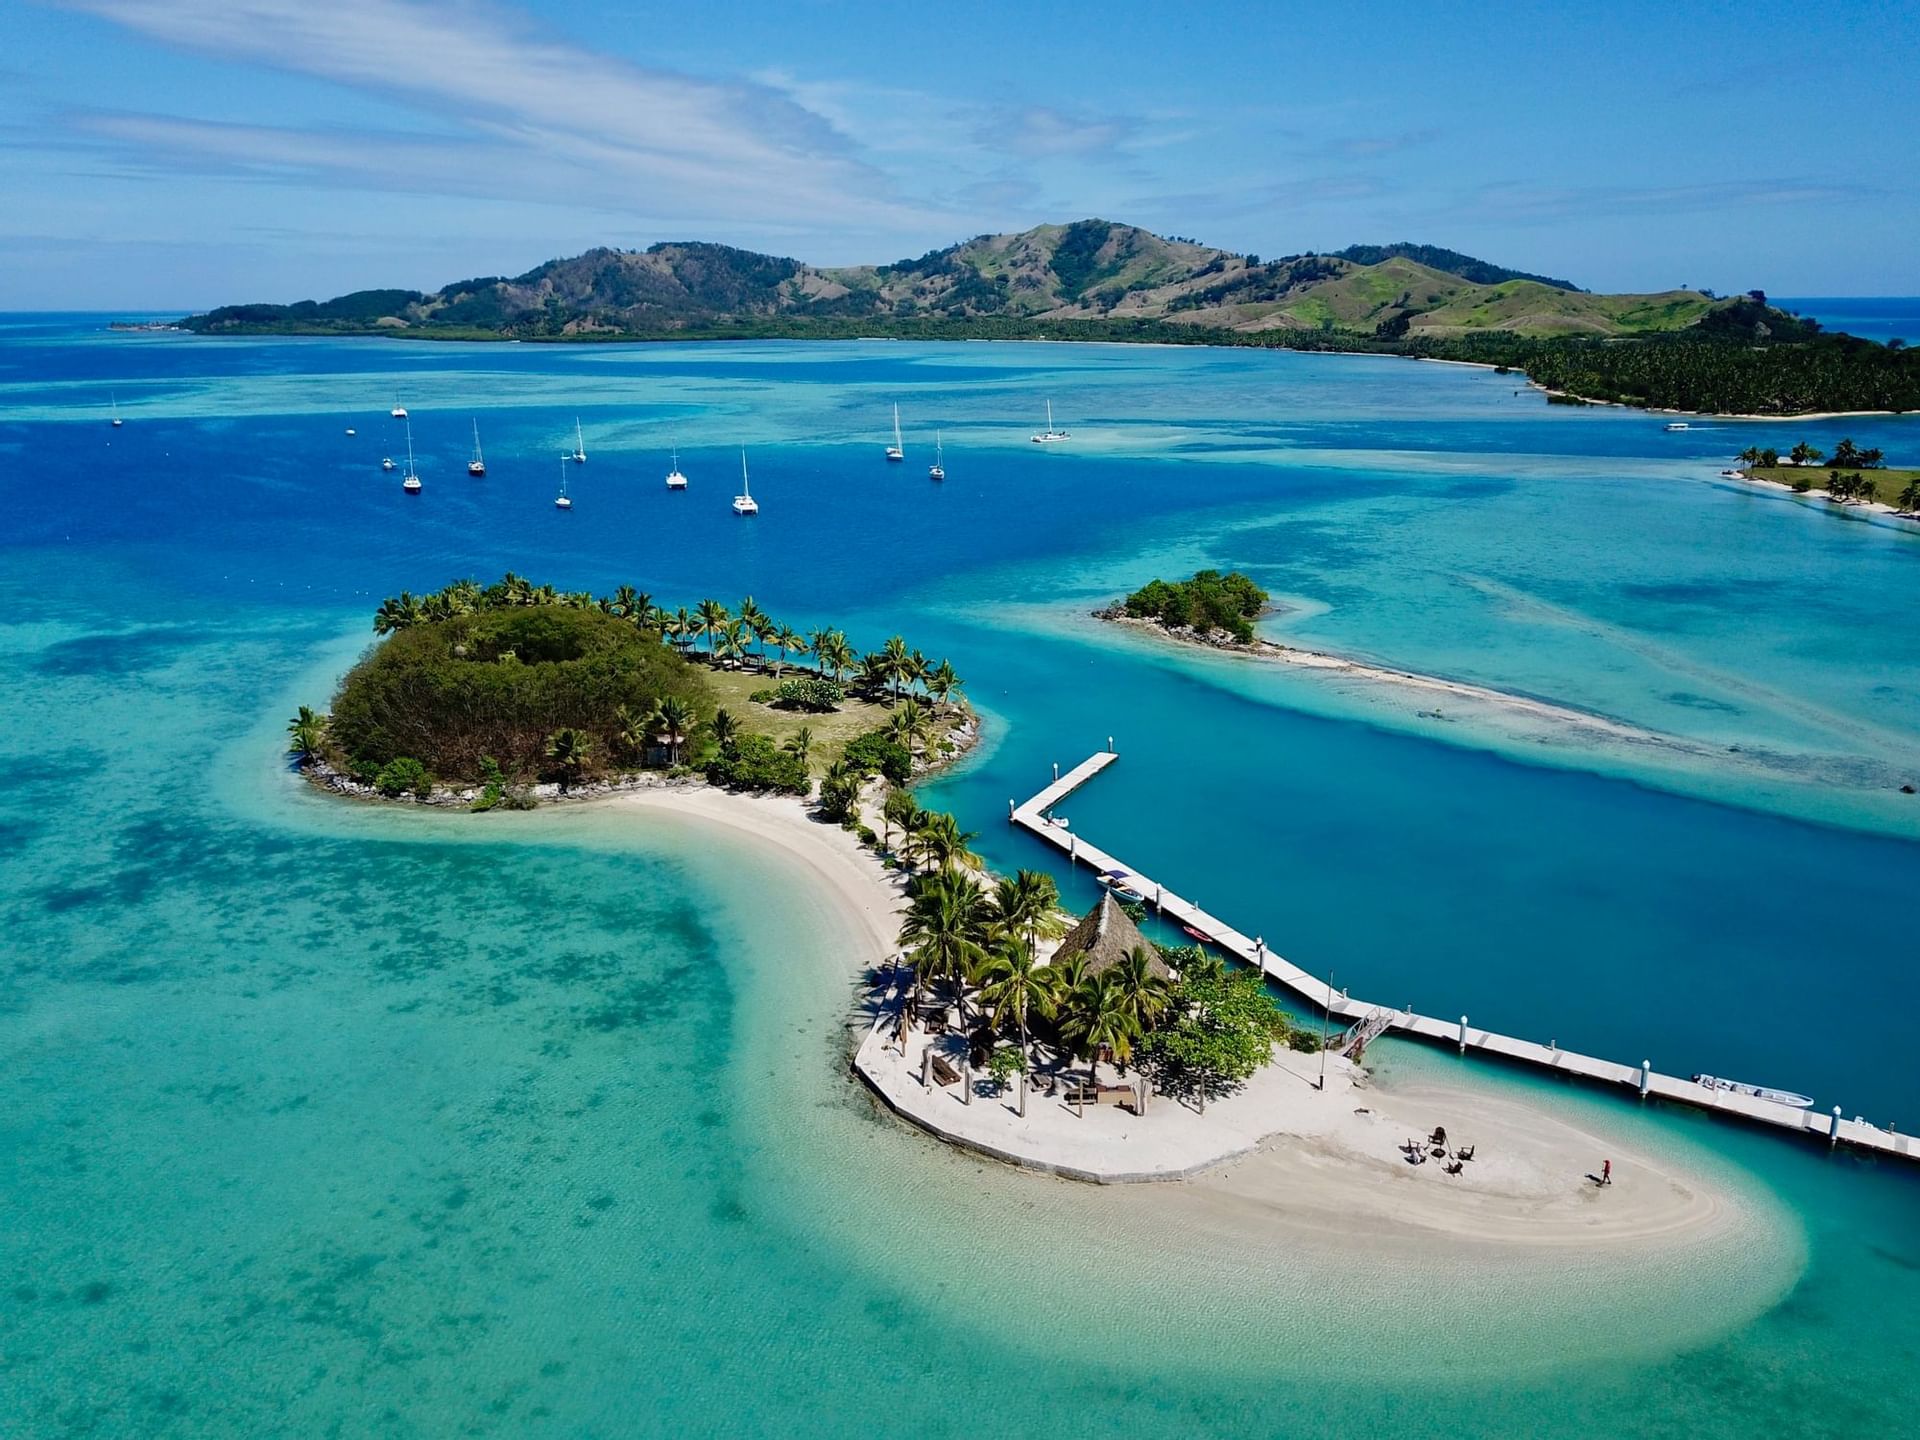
[
  {"xmin": 1692, "ymin": 1074, "xmax": 1814, "ymax": 1108},
  {"xmin": 1180, "ymin": 924, "xmax": 1212, "ymax": 945}
]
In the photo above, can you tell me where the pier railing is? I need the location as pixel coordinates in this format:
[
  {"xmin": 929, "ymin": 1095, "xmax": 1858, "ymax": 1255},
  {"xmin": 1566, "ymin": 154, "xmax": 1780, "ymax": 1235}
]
[{"xmin": 1009, "ymin": 748, "xmax": 1913, "ymax": 1165}]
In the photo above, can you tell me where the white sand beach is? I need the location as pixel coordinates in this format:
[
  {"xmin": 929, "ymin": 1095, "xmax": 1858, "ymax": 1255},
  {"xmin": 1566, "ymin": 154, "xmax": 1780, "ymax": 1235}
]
[{"xmin": 585, "ymin": 783, "xmax": 1745, "ymax": 1257}]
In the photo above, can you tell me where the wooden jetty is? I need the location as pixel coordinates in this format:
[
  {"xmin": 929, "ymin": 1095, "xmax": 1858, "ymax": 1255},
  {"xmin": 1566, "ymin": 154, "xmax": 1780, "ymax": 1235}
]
[{"xmin": 1011, "ymin": 748, "xmax": 1915, "ymax": 1166}]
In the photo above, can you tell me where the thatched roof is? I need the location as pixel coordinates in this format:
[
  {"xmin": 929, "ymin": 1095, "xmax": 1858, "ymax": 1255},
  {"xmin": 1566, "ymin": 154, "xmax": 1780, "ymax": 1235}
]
[{"xmin": 1052, "ymin": 892, "xmax": 1170, "ymax": 981}]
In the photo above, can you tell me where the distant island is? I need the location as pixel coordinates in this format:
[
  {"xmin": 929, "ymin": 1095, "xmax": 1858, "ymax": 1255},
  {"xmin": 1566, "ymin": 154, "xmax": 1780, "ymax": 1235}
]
[
  {"xmin": 177, "ymin": 219, "xmax": 1920, "ymax": 417},
  {"xmin": 1729, "ymin": 440, "xmax": 1920, "ymax": 514},
  {"xmin": 289, "ymin": 574, "xmax": 976, "ymax": 810}
]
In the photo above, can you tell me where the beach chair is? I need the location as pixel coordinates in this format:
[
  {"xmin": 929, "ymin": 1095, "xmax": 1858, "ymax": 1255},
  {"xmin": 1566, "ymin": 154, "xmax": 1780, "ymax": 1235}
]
[{"xmin": 930, "ymin": 1055, "xmax": 962, "ymax": 1088}]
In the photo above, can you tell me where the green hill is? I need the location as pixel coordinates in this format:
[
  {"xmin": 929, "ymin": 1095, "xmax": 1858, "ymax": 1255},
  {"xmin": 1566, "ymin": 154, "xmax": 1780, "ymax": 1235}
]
[{"xmin": 181, "ymin": 219, "xmax": 1720, "ymax": 342}]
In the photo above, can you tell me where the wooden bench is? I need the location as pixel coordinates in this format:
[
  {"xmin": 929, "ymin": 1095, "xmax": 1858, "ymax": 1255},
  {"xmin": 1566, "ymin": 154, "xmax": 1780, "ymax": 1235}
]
[{"xmin": 929, "ymin": 1054, "xmax": 962, "ymax": 1087}]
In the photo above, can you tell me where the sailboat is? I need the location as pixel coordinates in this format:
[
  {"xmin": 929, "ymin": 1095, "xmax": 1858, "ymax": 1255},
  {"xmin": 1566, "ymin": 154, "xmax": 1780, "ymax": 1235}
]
[
  {"xmin": 929, "ymin": 430, "xmax": 945, "ymax": 481},
  {"xmin": 110, "ymin": 394, "xmax": 123, "ymax": 428},
  {"xmin": 401, "ymin": 420, "xmax": 422, "ymax": 493},
  {"xmin": 391, "ymin": 399, "xmax": 408, "ymax": 419},
  {"xmin": 555, "ymin": 456, "xmax": 572, "ymax": 510},
  {"xmin": 885, "ymin": 404, "xmax": 904, "ymax": 462},
  {"xmin": 571, "ymin": 417, "xmax": 587, "ymax": 463},
  {"xmin": 666, "ymin": 445, "xmax": 688, "ymax": 490},
  {"xmin": 732, "ymin": 450, "xmax": 759, "ymax": 515},
  {"xmin": 1031, "ymin": 399, "xmax": 1070, "ymax": 443},
  {"xmin": 381, "ymin": 455, "xmax": 397, "ymax": 472},
  {"xmin": 468, "ymin": 420, "xmax": 486, "ymax": 476}
]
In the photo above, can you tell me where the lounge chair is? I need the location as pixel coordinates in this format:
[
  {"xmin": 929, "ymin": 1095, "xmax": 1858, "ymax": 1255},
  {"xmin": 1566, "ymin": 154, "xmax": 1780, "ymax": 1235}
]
[{"xmin": 930, "ymin": 1055, "xmax": 962, "ymax": 1087}]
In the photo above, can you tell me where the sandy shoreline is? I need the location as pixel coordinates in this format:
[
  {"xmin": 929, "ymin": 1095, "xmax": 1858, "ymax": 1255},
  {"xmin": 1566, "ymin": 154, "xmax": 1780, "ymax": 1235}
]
[{"xmin": 569, "ymin": 782, "xmax": 1749, "ymax": 1256}]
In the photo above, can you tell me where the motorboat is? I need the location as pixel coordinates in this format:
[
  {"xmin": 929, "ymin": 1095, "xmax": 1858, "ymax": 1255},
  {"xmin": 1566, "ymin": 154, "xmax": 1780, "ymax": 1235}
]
[{"xmin": 1691, "ymin": 1074, "xmax": 1814, "ymax": 1108}]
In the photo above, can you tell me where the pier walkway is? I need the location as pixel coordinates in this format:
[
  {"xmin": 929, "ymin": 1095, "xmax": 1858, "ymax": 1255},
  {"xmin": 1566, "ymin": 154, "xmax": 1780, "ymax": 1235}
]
[{"xmin": 1011, "ymin": 750, "xmax": 1915, "ymax": 1165}]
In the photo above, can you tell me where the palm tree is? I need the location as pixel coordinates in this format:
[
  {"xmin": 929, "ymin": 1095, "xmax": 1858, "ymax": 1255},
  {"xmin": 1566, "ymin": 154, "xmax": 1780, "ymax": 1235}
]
[
  {"xmin": 886, "ymin": 699, "xmax": 930, "ymax": 756},
  {"xmin": 722, "ymin": 619, "xmax": 755, "ymax": 669},
  {"xmin": 501, "ymin": 571, "xmax": 534, "ymax": 607},
  {"xmin": 669, "ymin": 606, "xmax": 696, "ymax": 653},
  {"xmin": 737, "ymin": 596, "xmax": 773, "ymax": 667},
  {"xmin": 818, "ymin": 758, "xmax": 861, "ymax": 821},
  {"xmin": 611, "ymin": 704, "xmax": 648, "ymax": 763},
  {"xmin": 605, "ymin": 584, "xmax": 638, "ymax": 617},
  {"xmin": 650, "ymin": 696, "xmax": 695, "ymax": 765},
  {"xmin": 913, "ymin": 810, "xmax": 979, "ymax": 874},
  {"xmin": 286, "ymin": 705, "xmax": 326, "ymax": 761},
  {"xmin": 978, "ymin": 936, "xmax": 1050, "ymax": 1116},
  {"xmin": 881, "ymin": 635, "xmax": 911, "ymax": 701},
  {"xmin": 444, "ymin": 578, "xmax": 482, "ymax": 614},
  {"xmin": 773, "ymin": 625, "xmax": 806, "ymax": 678},
  {"xmin": 818, "ymin": 630, "xmax": 854, "ymax": 682},
  {"xmin": 1107, "ymin": 946, "xmax": 1173, "ymax": 1040},
  {"xmin": 545, "ymin": 727, "xmax": 592, "ymax": 792},
  {"xmin": 991, "ymin": 869, "xmax": 1065, "ymax": 952},
  {"xmin": 631, "ymin": 593, "xmax": 657, "ymax": 630},
  {"xmin": 897, "ymin": 870, "xmax": 988, "ymax": 1032},
  {"xmin": 708, "ymin": 708, "xmax": 740, "ymax": 753},
  {"xmin": 808, "ymin": 626, "xmax": 837, "ymax": 677},
  {"xmin": 695, "ymin": 598, "xmax": 729, "ymax": 657},
  {"xmin": 374, "ymin": 591, "xmax": 424, "ymax": 634},
  {"xmin": 1059, "ymin": 971, "xmax": 1137, "ymax": 1113},
  {"xmin": 1898, "ymin": 480, "xmax": 1920, "ymax": 514},
  {"xmin": 1789, "ymin": 441, "xmax": 1824, "ymax": 467},
  {"xmin": 880, "ymin": 788, "xmax": 918, "ymax": 853},
  {"xmin": 782, "ymin": 726, "xmax": 813, "ymax": 769},
  {"xmin": 926, "ymin": 660, "xmax": 959, "ymax": 711},
  {"xmin": 858, "ymin": 652, "xmax": 892, "ymax": 699},
  {"xmin": 903, "ymin": 648, "xmax": 929, "ymax": 698}
]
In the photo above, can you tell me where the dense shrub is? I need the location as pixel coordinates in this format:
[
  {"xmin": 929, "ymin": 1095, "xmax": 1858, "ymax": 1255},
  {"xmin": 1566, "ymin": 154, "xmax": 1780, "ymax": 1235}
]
[
  {"xmin": 763, "ymin": 677, "xmax": 844, "ymax": 712},
  {"xmin": 843, "ymin": 729, "xmax": 914, "ymax": 785},
  {"xmin": 374, "ymin": 756, "xmax": 432, "ymax": 798},
  {"xmin": 1123, "ymin": 569, "xmax": 1268, "ymax": 642},
  {"xmin": 330, "ymin": 606, "xmax": 709, "ymax": 781},
  {"xmin": 705, "ymin": 733, "xmax": 809, "ymax": 794}
]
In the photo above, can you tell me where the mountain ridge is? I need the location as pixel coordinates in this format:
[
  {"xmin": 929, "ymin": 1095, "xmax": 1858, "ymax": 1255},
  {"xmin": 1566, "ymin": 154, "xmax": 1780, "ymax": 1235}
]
[{"xmin": 181, "ymin": 219, "xmax": 1726, "ymax": 342}]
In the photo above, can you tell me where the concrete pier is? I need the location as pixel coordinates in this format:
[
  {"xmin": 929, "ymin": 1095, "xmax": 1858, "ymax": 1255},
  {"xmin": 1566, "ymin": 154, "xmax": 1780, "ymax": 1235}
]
[{"xmin": 1011, "ymin": 749, "xmax": 1915, "ymax": 1166}]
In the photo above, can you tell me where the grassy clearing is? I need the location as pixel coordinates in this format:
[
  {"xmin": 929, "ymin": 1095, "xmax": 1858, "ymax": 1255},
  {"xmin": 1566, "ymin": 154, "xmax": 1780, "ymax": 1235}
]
[
  {"xmin": 700, "ymin": 663, "xmax": 896, "ymax": 772},
  {"xmin": 1747, "ymin": 465, "xmax": 1920, "ymax": 506}
]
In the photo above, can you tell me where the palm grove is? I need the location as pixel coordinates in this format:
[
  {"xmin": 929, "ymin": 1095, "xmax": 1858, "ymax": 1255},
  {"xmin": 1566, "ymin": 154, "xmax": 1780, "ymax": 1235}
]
[
  {"xmin": 286, "ymin": 573, "xmax": 969, "ymax": 807},
  {"xmin": 890, "ymin": 830, "xmax": 1320, "ymax": 1117}
]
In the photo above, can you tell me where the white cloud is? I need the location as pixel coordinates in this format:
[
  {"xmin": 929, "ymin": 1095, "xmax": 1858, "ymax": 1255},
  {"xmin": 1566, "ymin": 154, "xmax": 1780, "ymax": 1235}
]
[{"xmin": 54, "ymin": 0, "xmax": 944, "ymax": 228}]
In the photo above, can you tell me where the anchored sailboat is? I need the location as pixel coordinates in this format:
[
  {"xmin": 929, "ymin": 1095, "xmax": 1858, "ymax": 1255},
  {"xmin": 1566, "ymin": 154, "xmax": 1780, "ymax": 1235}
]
[
  {"xmin": 732, "ymin": 450, "xmax": 758, "ymax": 515},
  {"xmin": 666, "ymin": 445, "xmax": 688, "ymax": 490},
  {"xmin": 555, "ymin": 456, "xmax": 572, "ymax": 510},
  {"xmin": 468, "ymin": 419, "xmax": 486, "ymax": 476},
  {"xmin": 571, "ymin": 417, "xmax": 587, "ymax": 463},
  {"xmin": 885, "ymin": 404, "xmax": 904, "ymax": 462},
  {"xmin": 929, "ymin": 430, "xmax": 945, "ymax": 481},
  {"xmin": 1031, "ymin": 399, "xmax": 1070, "ymax": 444},
  {"xmin": 391, "ymin": 399, "xmax": 408, "ymax": 419},
  {"xmin": 110, "ymin": 394, "xmax": 123, "ymax": 428},
  {"xmin": 401, "ymin": 420, "xmax": 422, "ymax": 493}
]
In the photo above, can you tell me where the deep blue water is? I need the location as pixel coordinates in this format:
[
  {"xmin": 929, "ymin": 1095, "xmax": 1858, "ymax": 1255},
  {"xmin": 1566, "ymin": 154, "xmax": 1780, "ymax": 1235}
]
[{"xmin": 1778, "ymin": 295, "xmax": 1920, "ymax": 345}]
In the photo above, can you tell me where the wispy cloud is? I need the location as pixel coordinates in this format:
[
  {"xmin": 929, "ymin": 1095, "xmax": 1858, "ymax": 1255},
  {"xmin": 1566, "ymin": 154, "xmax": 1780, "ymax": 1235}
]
[
  {"xmin": 52, "ymin": 0, "xmax": 943, "ymax": 229},
  {"xmin": 971, "ymin": 104, "xmax": 1141, "ymax": 159},
  {"xmin": 1322, "ymin": 129, "xmax": 1438, "ymax": 159},
  {"xmin": 1471, "ymin": 178, "xmax": 1878, "ymax": 221}
]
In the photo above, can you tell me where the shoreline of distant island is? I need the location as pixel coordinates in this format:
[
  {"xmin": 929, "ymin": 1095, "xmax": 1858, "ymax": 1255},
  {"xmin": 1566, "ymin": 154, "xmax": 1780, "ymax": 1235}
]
[{"xmin": 154, "ymin": 219, "xmax": 1920, "ymax": 418}]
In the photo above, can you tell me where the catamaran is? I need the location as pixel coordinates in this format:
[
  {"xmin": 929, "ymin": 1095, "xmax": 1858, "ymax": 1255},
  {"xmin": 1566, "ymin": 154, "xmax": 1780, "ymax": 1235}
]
[
  {"xmin": 391, "ymin": 400, "xmax": 408, "ymax": 419},
  {"xmin": 1031, "ymin": 399, "xmax": 1070, "ymax": 443},
  {"xmin": 571, "ymin": 417, "xmax": 587, "ymax": 463},
  {"xmin": 885, "ymin": 404, "xmax": 904, "ymax": 462},
  {"xmin": 666, "ymin": 446, "xmax": 688, "ymax": 490},
  {"xmin": 468, "ymin": 419, "xmax": 486, "ymax": 476},
  {"xmin": 381, "ymin": 455, "xmax": 396, "ymax": 471},
  {"xmin": 401, "ymin": 420, "xmax": 422, "ymax": 493},
  {"xmin": 929, "ymin": 430, "xmax": 945, "ymax": 481},
  {"xmin": 1692, "ymin": 1074, "xmax": 1814, "ymax": 1108},
  {"xmin": 732, "ymin": 450, "xmax": 758, "ymax": 515},
  {"xmin": 110, "ymin": 394, "xmax": 123, "ymax": 428},
  {"xmin": 555, "ymin": 456, "xmax": 572, "ymax": 510}
]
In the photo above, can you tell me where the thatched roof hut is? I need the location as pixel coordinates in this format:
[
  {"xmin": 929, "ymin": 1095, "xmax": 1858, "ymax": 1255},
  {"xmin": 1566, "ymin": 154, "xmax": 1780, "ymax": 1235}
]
[{"xmin": 1052, "ymin": 892, "xmax": 1170, "ymax": 981}]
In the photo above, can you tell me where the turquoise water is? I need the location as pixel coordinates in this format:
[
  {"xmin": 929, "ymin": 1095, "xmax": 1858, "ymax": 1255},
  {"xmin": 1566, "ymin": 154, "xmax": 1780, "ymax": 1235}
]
[
  {"xmin": 3, "ymin": 321, "xmax": 1918, "ymax": 1435},
  {"xmin": 1778, "ymin": 295, "xmax": 1920, "ymax": 346}
]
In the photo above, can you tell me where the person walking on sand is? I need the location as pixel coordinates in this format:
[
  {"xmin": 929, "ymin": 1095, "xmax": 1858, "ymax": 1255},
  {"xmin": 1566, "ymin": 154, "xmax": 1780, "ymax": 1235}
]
[{"xmin": 1602, "ymin": 1159, "xmax": 1612, "ymax": 1186}]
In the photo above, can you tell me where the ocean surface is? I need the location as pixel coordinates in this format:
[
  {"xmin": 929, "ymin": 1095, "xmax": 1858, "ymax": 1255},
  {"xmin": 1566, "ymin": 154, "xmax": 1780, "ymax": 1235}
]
[
  {"xmin": 2, "ymin": 318, "xmax": 1918, "ymax": 1436},
  {"xmin": 1778, "ymin": 295, "xmax": 1920, "ymax": 346}
]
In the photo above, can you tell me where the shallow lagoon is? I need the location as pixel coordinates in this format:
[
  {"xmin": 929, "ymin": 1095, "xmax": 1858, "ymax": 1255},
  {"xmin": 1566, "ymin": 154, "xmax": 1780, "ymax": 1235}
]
[{"xmin": 2, "ymin": 326, "xmax": 1917, "ymax": 1435}]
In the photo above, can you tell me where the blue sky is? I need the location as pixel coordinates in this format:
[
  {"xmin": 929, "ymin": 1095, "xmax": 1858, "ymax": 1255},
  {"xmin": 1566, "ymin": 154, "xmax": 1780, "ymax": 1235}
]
[{"xmin": 1, "ymin": 0, "xmax": 1915, "ymax": 307}]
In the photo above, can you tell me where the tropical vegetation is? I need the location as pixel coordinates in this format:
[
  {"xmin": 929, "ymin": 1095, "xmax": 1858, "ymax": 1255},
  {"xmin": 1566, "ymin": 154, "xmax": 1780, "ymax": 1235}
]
[
  {"xmin": 291, "ymin": 573, "xmax": 972, "ymax": 803},
  {"xmin": 1118, "ymin": 569, "xmax": 1269, "ymax": 643}
]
